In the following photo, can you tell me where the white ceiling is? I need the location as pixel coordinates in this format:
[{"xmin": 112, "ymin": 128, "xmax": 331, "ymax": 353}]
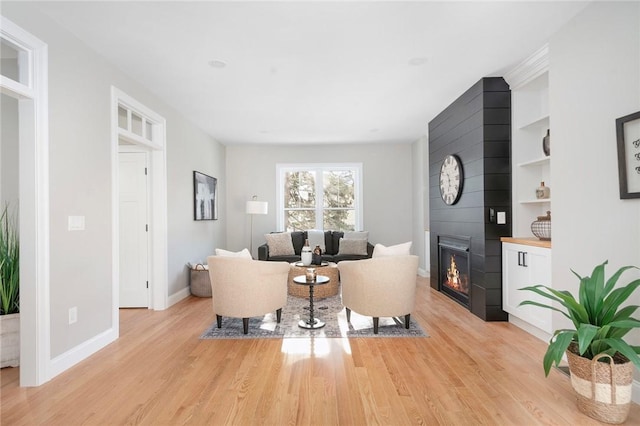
[{"xmin": 32, "ymin": 1, "xmax": 589, "ymax": 145}]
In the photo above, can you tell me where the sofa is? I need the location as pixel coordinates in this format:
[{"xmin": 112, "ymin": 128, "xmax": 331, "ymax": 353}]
[{"xmin": 258, "ymin": 230, "xmax": 374, "ymax": 263}]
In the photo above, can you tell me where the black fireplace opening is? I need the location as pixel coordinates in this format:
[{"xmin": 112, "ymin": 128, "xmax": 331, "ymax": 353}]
[{"xmin": 438, "ymin": 236, "xmax": 471, "ymax": 307}]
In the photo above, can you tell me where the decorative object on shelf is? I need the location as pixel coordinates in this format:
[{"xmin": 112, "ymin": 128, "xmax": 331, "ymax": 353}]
[
  {"xmin": 439, "ymin": 154, "xmax": 463, "ymax": 205},
  {"xmin": 312, "ymin": 245, "xmax": 323, "ymax": 265},
  {"xmin": 305, "ymin": 268, "xmax": 316, "ymax": 282},
  {"xmin": 301, "ymin": 239, "xmax": 312, "ymax": 266},
  {"xmin": 615, "ymin": 110, "xmax": 640, "ymax": 199},
  {"xmin": 542, "ymin": 129, "xmax": 551, "ymax": 156},
  {"xmin": 519, "ymin": 261, "xmax": 640, "ymax": 424},
  {"xmin": 194, "ymin": 171, "xmax": 218, "ymax": 220},
  {"xmin": 535, "ymin": 181, "xmax": 550, "ymax": 199},
  {"xmin": 531, "ymin": 211, "xmax": 551, "ymax": 240}
]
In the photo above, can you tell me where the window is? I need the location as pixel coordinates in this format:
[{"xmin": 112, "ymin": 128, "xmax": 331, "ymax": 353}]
[{"xmin": 276, "ymin": 163, "xmax": 363, "ymax": 231}]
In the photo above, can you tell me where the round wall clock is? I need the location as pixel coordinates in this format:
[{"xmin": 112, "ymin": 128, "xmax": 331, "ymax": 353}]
[{"xmin": 439, "ymin": 154, "xmax": 463, "ymax": 205}]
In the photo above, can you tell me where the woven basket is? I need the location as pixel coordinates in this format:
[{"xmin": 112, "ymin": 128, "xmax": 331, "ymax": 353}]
[
  {"xmin": 190, "ymin": 264, "xmax": 212, "ymax": 298},
  {"xmin": 566, "ymin": 343, "xmax": 633, "ymax": 424}
]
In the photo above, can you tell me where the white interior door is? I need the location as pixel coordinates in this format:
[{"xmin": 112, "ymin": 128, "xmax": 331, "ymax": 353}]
[{"xmin": 119, "ymin": 152, "xmax": 149, "ymax": 308}]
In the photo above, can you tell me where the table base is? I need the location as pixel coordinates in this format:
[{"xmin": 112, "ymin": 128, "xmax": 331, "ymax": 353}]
[{"xmin": 298, "ymin": 318, "xmax": 325, "ymax": 329}]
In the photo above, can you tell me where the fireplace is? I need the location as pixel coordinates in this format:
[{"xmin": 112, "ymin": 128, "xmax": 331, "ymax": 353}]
[{"xmin": 438, "ymin": 236, "xmax": 471, "ymax": 307}]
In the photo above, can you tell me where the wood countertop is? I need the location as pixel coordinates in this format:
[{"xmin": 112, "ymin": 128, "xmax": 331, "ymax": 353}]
[{"xmin": 500, "ymin": 237, "xmax": 552, "ymax": 249}]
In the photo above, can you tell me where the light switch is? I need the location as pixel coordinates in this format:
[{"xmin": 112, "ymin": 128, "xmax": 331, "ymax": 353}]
[
  {"xmin": 497, "ymin": 211, "xmax": 506, "ymax": 225},
  {"xmin": 68, "ymin": 216, "xmax": 85, "ymax": 231}
]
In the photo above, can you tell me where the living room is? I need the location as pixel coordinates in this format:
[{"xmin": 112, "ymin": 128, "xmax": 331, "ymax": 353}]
[{"xmin": 1, "ymin": 1, "xmax": 639, "ymax": 423}]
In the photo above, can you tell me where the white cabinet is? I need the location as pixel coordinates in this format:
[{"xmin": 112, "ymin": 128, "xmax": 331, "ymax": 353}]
[
  {"xmin": 504, "ymin": 44, "xmax": 552, "ymax": 238},
  {"xmin": 502, "ymin": 241, "xmax": 552, "ymax": 335}
]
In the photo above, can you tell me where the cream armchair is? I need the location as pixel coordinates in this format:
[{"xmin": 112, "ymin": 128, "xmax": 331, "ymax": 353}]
[
  {"xmin": 207, "ymin": 256, "xmax": 290, "ymax": 334},
  {"xmin": 338, "ymin": 255, "xmax": 419, "ymax": 334}
]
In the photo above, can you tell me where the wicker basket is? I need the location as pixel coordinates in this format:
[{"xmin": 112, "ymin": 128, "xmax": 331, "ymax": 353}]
[
  {"xmin": 190, "ymin": 264, "xmax": 212, "ymax": 298},
  {"xmin": 566, "ymin": 343, "xmax": 633, "ymax": 424},
  {"xmin": 288, "ymin": 262, "xmax": 339, "ymax": 299}
]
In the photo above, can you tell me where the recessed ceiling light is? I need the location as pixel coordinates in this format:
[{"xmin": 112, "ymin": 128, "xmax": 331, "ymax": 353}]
[
  {"xmin": 408, "ymin": 57, "xmax": 429, "ymax": 66},
  {"xmin": 208, "ymin": 59, "xmax": 227, "ymax": 68}
]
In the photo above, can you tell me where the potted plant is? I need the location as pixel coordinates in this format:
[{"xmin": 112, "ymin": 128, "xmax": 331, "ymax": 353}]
[
  {"xmin": 520, "ymin": 260, "xmax": 640, "ymax": 424},
  {"xmin": 0, "ymin": 204, "xmax": 19, "ymax": 368}
]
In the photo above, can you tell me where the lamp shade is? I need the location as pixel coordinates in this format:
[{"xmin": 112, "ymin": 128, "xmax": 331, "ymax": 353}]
[{"xmin": 246, "ymin": 200, "xmax": 268, "ymax": 215}]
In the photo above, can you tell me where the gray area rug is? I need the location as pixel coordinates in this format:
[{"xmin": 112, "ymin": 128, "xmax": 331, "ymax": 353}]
[{"xmin": 200, "ymin": 294, "xmax": 428, "ymax": 339}]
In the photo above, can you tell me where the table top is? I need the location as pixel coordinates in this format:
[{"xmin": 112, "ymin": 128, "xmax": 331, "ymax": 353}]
[{"xmin": 292, "ymin": 275, "xmax": 330, "ymax": 286}]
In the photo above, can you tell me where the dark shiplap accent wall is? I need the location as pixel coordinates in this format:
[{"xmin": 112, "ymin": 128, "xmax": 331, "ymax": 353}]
[{"xmin": 428, "ymin": 77, "xmax": 511, "ymax": 321}]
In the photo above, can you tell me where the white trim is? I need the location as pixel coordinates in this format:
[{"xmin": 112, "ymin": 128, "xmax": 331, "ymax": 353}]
[
  {"xmin": 167, "ymin": 286, "xmax": 191, "ymax": 308},
  {"xmin": 1, "ymin": 16, "xmax": 51, "ymax": 387},
  {"xmin": 503, "ymin": 44, "xmax": 549, "ymax": 90},
  {"xmin": 49, "ymin": 327, "xmax": 117, "ymax": 379},
  {"xmin": 111, "ymin": 87, "xmax": 169, "ymax": 313},
  {"xmin": 275, "ymin": 163, "xmax": 363, "ymax": 231}
]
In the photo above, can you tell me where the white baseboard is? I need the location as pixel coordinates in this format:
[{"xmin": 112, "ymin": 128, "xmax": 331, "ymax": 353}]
[
  {"xmin": 418, "ymin": 268, "xmax": 429, "ymax": 278},
  {"xmin": 48, "ymin": 327, "xmax": 117, "ymax": 381},
  {"xmin": 168, "ymin": 286, "xmax": 190, "ymax": 307}
]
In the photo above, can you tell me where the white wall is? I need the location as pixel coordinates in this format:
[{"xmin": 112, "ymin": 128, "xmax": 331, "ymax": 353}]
[
  {"xmin": 2, "ymin": 4, "xmax": 225, "ymax": 361},
  {"xmin": 412, "ymin": 135, "xmax": 428, "ymax": 273},
  {"xmin": 225, "ymin": 143, "xmax": 414, "ymax": 254},
  {"xmin": 1, "ymin": 94, "xmax": 19, "ymax": 209},
  {"xmin": 549, "ymin": 1, "xmax": 640, "ymax": 343}
]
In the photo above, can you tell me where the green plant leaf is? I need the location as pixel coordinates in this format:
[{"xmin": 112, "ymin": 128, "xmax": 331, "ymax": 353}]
[
  {"xmin": 518, "ymin": 300, "xmax": 572, "ymax": 320},
  {"xmin": 604, "ymin": 265, "xmax": 639, "ymax": 298},
  {"xmin": 543, "ymin": 331, "xmax": 575, "ymax": 376},
  {"xmin": 577, "ymin": 324, "xmax": 599, "ymax": 355},
  {"xmin": 519, "ymin": 285, "xmax": 588, "ymax": 325},
  {"xmin": 598, "ymin": 338, "xmax": 640, "ymax": 371},
  {"xmin": 601, "ymin": 279, "xmax": 640, "ymax": 324}
]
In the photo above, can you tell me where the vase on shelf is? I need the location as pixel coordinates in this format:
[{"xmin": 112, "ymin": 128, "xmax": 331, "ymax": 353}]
[
  {"xmin": 301, "ymin": 239, "xmax": 312, "ymax": 266},
  {"xmin": 542, "ymin": 129, "xmax": 550, "ymax": 156},
  {"xmin": 531, "ymin": 211, "xmax": 552, "ymax": 241},
  {"xmin": 536, "ymin": 181, "xmax": 550, "ymax": 199}
]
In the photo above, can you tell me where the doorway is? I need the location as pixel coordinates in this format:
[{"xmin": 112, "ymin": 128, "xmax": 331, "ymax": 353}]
[
  {"xmin": 118, "ymin": 151, "xmax": 149, "ymax": 308},
  {"xmin": 111, "ymin": 87, "xmax": 168, "ymax": 318}
]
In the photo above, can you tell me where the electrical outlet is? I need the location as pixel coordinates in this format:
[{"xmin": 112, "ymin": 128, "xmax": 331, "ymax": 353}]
[{"xmin": 69, "ymin": 307, "xmax": 77, "ymax": 324}]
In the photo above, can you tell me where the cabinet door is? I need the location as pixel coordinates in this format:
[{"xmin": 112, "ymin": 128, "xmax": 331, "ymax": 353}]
[
  {"xmin": 503, "ymin": 244, "xmax": 529, "ymax": 314},
  {"xmin": 502, "ymin": 243, "xmax": 552, "ymax": 333},
  {"xmin": 526, "ymin": 248, "xmax": 552, "ymax": 333}
]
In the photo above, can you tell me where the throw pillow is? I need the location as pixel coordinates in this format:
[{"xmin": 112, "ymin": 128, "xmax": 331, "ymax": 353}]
[
  {"xmin": 264, "ymin": 232, "xmax": 295, "ymax": 256},
  {"xmin": 372, "ymin": 241, "xmax": 412, "ymax": 258},
  {"xmin": 337, "ymin": 238, "xmax": 368, "ymax": 256},
  {"xmin": 343, "ymin": 231, "xmax": 369, "ymax": 241},
  {"xmin": 215, "ymin": 248, "xmax": 252, "ymax": 259},
  {"xmin": 307, "ymin": 229, "xmax": 325, "ymax": 252}
]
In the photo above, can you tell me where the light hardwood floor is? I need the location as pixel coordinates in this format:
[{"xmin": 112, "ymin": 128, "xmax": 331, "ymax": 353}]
[{"xmin": 2, "ymin": 276, "xmax": 639, "ymax": 425}]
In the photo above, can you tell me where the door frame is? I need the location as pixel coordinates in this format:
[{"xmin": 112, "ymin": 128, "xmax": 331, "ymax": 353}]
[
  {"xmin": 111, "ymin": 87, "xmax": 168, "ymax": 331},
  {"xmin": 117, "ymin": 149, "xmax": 151, "ymax": 308},
  {"xmin": 0, "ymin": 16, "xmax": 50, "ymax": 387}
]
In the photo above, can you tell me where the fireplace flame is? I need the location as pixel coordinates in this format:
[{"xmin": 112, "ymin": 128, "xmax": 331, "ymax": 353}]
[{"xmin": 445, "ymin": 254, "xmax": 468, "ymax": 294}]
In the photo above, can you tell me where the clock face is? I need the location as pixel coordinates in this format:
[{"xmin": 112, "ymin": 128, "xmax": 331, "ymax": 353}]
[{"xmin": 439, "ymin": 154, "xmax": 463, "ymax": 205}]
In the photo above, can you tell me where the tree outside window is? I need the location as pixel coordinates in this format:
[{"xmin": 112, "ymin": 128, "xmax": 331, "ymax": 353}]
[{"xmin": 277, "ymin": 164, "xmax": 362, "ymax": 231}]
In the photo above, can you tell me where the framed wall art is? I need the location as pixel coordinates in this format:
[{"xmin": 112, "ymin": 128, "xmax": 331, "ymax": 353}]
[
  {"xmin": 616, "ymin": 111, "xmax": 640, "ymax": 199},
  {"xmin": 193, "ymin": 171, "xmax": 218, "ymax": 220}
]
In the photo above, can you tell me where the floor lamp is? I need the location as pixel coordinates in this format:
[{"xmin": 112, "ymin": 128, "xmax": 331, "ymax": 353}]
[{"xmin": 246, "ymin": 195, "xmax": 268, "ymax": 258}]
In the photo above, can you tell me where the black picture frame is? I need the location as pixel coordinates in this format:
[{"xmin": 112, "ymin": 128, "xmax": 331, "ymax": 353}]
[
  {"xmin": 616, "ymin": 111, "xmax": 640, "ymax": 199},
  {"xmin": 193, "ymin": 171, "xmax": 218, "ymax": 220}
]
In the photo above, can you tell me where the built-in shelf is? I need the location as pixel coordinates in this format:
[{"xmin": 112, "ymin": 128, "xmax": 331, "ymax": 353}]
[
  {"xmin": 520, "ymin": 198, "xmax": 551, "ymax": 204},
  {"xmin": 518, "ymin": 156, "xmax": 550, "ymax": 168},
  {"xmin": 518, "ymin": 114, "xmax": 549, "ymax": 131}
]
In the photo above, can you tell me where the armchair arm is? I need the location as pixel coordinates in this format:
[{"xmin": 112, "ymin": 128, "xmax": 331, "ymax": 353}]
[{"xmin": 258, "ymin": 243, "xmax": 269, "ymax": 260}]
